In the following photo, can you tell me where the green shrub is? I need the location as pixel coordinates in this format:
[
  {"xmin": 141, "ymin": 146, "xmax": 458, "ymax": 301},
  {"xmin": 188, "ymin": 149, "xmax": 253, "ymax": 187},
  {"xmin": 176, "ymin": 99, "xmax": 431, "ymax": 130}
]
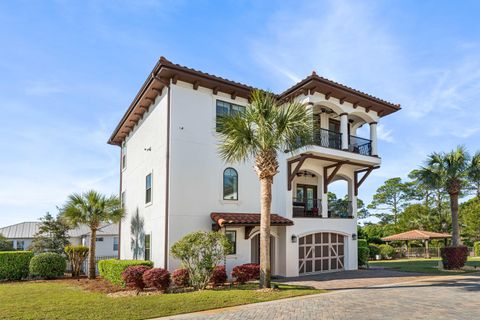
[
  {"xmin": 474, "ymin": 242, "xmax": 480, "ymax": 257},
  {"xmin": 98, "ymin": 259, "xmax": 153, "ymax": 286},
  {"xmin": 358, "ymin": 239, "xmax": 368, "ymax": 248},
  {"xmin": 170, "ymin": 231, "xmax": 232, "ymax": 290},
  {"xmin": 358, "ymin": 246, "xmax": 369, "ymax": 267},
  {"xmin": 65, "ymin": 245, "xmax": 89, "ymax": 277},
  {"xmin": 368, "ymin": 244, "xmax": 381, "ymax": 259},
  {"xmin": 29, "ymin": 252, "xmax": 66, "ymax": 279},
  {"xmin": 0, "ymin": 251, "xmax": 34, "ymax": 280},
  {"xmin": 379, "ymin": 244, "xmax": 396, "ymax": 259}
]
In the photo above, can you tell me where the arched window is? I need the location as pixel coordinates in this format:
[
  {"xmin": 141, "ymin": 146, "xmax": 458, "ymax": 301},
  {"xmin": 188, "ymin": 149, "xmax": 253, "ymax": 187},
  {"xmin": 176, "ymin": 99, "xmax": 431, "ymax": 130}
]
[{"xmin": 223, "ymin": 168, "xmax": 238, "ymax": 200}]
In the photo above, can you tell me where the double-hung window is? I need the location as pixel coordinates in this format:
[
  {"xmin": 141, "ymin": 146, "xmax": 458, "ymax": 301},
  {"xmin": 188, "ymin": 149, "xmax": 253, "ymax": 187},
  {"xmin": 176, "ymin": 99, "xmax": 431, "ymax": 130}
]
[{"xmin": 145, "ymin": 173, "xmax": 152, "ymax": 204}]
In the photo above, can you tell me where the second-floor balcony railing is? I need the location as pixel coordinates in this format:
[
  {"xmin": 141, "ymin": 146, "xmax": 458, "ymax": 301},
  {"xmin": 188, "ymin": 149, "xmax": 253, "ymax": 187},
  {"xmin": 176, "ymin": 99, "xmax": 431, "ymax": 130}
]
[
  {"xmin": 328, "ymin": 200, "xmax": 353, "ymax": 218},
  {"xmin": 312, "ymin": 128, "xmax": 372, "ymax": 156},
  {"xmin": 292, "ymin": 198, "xmax": 322, "ymax": 217}
]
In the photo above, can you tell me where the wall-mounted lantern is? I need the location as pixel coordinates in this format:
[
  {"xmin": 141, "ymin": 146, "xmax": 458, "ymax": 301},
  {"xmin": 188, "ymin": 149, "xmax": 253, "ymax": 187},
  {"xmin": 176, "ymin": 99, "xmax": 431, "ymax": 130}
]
[
  {"xmin": 291, "ymin": 235, "xmax": 297, "ymax": 243},
  {"xmin": 352, "ymin": 233, "xmax": 357, "ymax": 240}
]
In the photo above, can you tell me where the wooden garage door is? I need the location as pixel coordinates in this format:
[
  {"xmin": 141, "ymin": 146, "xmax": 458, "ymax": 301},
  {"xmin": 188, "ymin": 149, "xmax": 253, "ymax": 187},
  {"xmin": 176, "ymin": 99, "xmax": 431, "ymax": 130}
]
[{"xmin": 298, "ymin": 232, "xmax": 345, "ymax": 274}]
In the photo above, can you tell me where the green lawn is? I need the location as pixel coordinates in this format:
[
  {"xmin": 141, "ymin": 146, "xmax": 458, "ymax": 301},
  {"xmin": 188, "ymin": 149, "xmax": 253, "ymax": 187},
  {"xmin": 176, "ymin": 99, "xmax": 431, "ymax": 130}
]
[
  {"xmin": 369, "ymin": 257, "xmax": 480, "ymax": 275},
  {"xmin": 0, "ymin": 281, "xmax": 322, "ymax": 320}
]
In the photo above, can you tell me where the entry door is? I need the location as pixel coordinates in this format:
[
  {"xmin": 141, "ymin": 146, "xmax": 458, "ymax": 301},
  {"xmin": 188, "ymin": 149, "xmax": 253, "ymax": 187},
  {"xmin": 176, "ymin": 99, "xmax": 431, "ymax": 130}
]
[
  {"xmin": 251, "ymin": 234, "xmax": 275, "ymax": 275},
  {"xmin": 296, "ymin": 184, "xmax": 317, "ymax": 212}
]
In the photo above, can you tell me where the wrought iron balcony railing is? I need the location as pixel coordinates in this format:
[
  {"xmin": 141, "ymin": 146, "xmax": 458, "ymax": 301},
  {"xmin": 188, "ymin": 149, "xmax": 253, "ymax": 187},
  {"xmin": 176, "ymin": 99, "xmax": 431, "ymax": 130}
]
[
  {"xmin": 292, "ymin": 198, "xmax": 322, "ymax": 217},
  {"xmin": 312, "ymin": 128, "xmax": 372, "ymax": 156}
]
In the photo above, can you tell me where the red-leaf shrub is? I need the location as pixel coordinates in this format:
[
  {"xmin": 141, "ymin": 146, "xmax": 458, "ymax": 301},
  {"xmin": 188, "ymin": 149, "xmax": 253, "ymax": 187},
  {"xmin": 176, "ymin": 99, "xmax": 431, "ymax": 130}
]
[
  {"xmin": 172, "ymin": 268, "xmax": 190, "ymax": 287},
  {"xmin": 441, "ymin": 246, "xmax": 469, "ymax": 269},
  {"xmin": 121, "ymin": 265, "xmax": 151, "ymax": 291},
  {"xmin": 231, "ymin": 264, "xmax": 260, "ymax": 284},
  {"xmin": 210, "ymin": 266, "xmax": 227, "ymax": 286},
  {"xmin": 143, "ymin": 268, "xmax": 171, "ymax": 291}
]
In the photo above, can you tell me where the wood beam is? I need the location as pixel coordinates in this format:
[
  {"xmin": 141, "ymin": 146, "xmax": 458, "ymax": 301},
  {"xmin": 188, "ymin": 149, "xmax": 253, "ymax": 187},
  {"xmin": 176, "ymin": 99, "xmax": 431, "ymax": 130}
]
[
  {"xmin": 324, "ymin": 162, "xmax": 344, "ymax": 193},
  {"xmin": 339, "ymin": 97, "xmax": 347, "ymax": 104},
  {"xmin": 212, "ymin": 87, "xmax": 219, "ymax": 95},
  {"xmin": 325, "ymin": 92, "xmax": 332, "ymax": 100},
  {"xmin": 151, "ymin": 87, "xmax": 162, "ymax": 95},
  {"xmin": 139, "ymin": 105, "xmax": 148, "ymax": 110},
  {"xmin": 171, "ymin": 74, "xmax": 178, "ymax": 84},
  {"xmin": 144, "ymin": 96, "xmax": 154, "ymax": 103},
  {"xmin": 353, "ymin": 102, "xmax": 359, "ymax": 109},
  {"xmin": 231, "ymin": 91, "xmax": 237, "ymax": 100},
  {"xmin": 365, "ymin": 106, "xmax": 372, "ymax": 113},
  {"xmin": 354, "ymin": 166, "xmax": 379, "ymax": 196},
  {"xmin": 193, "ymin": 81, "xmax": 199, "ymax": 90},
  {"xmin": 288, "ymin": 155, "xmax": 308, "ymax": 190},
  {"xmin": 309, "ymin": 87, "xmax": 316, "ymax": 95},
  {"xmin": 244, "ymin": 226, "xmax": 254, "ymax": 239}
]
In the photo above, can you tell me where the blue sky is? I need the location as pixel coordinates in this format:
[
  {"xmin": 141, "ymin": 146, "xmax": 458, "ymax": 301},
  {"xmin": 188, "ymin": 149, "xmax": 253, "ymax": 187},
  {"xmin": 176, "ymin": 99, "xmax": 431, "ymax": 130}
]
[{"xmin": 1, "ymin": 0, "xmax": 480, "ymax": 226}]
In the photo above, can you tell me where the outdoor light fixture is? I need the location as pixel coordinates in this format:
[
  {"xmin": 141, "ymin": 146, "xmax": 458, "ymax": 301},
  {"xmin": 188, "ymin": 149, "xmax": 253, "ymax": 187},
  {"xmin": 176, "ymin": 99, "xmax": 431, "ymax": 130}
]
[
  {"xmin": 291, "ymin": 235, "xmax": 297, "ymax": 243},
  {"xmin": 352, "ymin": 233, "xmax": 357, "ymax": 240}
]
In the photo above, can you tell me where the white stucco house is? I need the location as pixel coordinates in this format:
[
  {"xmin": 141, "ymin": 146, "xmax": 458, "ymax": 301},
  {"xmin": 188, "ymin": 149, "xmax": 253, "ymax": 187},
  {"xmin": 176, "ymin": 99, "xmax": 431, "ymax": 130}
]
[
  {"xmin": 0, "ymin": 221, "xmax": 119, "ymax": 257},
  {"xmin": 108, "ymin": 57, "xmax": 400, "ymax": 277}
]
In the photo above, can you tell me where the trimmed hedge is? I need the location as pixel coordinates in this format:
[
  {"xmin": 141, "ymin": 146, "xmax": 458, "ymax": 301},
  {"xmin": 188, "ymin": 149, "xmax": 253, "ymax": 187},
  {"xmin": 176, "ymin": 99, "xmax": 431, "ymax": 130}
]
[
  {"xmin": 143, "ymin": 268, "xmax": 171, "ymax": 291},
  {"xmin": 0, "ymin": 251, "xmax": 34, "ymax": 280},
  {"xmin": 368, "ymin": 244, "xmax": 381, "ymax": 259},
  {"xmin": 172, "ymin": 268, "xmax": 190, "ymax": 287},
  {"xmin": 231, "ymin": 264, "xmax": 260, "ymax": 284},
  {"xmin": 441, "ymin": 246, "xmax": 469, "ymax": 269},
  {"xmin": 98, "ymin": 259, "xmax": 153, "ymax": 286},
  {"xmin": 29, "ymin": 252, "xmax": 66, "ymax": 279},
  {"xmin": 122, "ymin": 265, "xmax": 151, "ymax": 291},
  {"xmin": 474, "ymin": 241, "xmax": 480, "ymax": 257},
  {"xmin": 358, "ymin": 246, "xmax": 369, "ymax": 267}
]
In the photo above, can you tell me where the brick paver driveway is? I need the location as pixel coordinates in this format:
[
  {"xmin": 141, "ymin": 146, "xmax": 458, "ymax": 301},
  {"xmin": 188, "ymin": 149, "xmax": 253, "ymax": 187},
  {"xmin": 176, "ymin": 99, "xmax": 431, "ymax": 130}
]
[{"xmin": 161, "ymin": 272, "xmax": 480, "ymax": 320}]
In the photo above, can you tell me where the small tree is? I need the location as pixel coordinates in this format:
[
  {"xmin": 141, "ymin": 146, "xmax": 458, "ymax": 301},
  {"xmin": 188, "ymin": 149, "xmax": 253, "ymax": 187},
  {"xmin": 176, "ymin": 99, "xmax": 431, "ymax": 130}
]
[
  {"xmin": 30, "ymin": 212, "xmax": 71, "ymax": 254},
  {"xmin": 0, "ymin": 234, "xmax": 14, "ymax": 251},
  {"xmin": 65, "ymin": 245, "xmax": 89, "ymax": 278},
  {"xmin": 170, "ymin": 231, "xmax": 232, "ymax": 290},
  {"xmin": 60, "ymin": 190, "xmax": 125, "ymax": 279}
]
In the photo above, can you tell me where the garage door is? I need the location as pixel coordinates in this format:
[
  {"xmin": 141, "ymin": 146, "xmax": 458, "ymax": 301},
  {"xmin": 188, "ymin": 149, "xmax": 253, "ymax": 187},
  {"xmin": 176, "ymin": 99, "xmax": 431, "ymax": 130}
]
[{"xmin": 299, "ymin": 232, "xmax": 345, "ymax": 274}]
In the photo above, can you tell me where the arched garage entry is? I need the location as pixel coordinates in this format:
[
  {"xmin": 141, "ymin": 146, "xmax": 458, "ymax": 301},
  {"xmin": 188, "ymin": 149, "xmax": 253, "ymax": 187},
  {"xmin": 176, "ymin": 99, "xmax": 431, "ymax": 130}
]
[{"xmin": 298, "ymin": 232, "xmax": 345, "ymax": 274}]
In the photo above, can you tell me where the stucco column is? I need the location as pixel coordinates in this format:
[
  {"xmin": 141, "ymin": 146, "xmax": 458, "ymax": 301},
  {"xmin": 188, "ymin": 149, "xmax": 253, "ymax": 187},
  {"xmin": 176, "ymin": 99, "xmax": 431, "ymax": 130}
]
[
  {"xmin": 340, "ymin": 113, "xmax": 349, "ymax": 150},
  {"xmin": 370, "ymin": 122, "xmax": 378, "ymax": 156}
]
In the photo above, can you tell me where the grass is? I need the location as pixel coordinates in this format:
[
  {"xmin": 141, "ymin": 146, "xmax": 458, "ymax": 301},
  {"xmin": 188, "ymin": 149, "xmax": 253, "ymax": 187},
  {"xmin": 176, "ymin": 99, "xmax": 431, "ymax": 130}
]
[
  {"xmin": 0, "ymin": 281, "xmax": 322, "ymax": 320},
  {"xmin": 369, "ymin": 257, "xmax": 480, "ymax": 275}
]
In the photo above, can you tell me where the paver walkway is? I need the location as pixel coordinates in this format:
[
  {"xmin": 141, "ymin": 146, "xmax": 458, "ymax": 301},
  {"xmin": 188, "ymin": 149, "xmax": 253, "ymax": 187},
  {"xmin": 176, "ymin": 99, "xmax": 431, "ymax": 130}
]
[{"xmin": 159, "ymin": 272, "xmax": 480, "ymax": 320}]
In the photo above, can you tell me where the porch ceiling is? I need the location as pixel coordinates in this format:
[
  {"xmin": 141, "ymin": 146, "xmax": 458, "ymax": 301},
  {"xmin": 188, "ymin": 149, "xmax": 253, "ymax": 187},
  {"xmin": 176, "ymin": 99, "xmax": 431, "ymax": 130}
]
[{"xmin": 210, "ymin": 212, "xmax": 294, "ymax": 227}]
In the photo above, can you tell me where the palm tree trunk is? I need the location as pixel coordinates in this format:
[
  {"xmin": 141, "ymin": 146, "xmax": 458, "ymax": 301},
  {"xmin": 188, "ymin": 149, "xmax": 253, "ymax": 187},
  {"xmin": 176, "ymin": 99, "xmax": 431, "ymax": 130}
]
[
  {"xmin": 88, "ymin": 229, "xmax": 97, "ymax": 279},
  {"xmin": 450, "ymin": 193, "xmax": 461, "ymax": 247},
  {"xmin": 259, "ymin": 177, "xmax": 272, "ymax": 289}
]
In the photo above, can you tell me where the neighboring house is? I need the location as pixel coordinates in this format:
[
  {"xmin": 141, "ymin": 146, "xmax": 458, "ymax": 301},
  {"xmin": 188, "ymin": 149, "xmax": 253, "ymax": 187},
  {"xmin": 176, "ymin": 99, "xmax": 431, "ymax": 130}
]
[
  {"xmin": 0, "ymin": 222, "xmax": 119, "ymax": 257},
  {"xmin": 108, "ymin": 57, "xmax": 400, "ymax": 277}
]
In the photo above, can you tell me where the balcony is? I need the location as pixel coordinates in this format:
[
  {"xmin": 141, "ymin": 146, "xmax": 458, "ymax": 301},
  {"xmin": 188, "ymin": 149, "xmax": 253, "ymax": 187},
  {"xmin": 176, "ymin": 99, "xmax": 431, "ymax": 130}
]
[
  {"xmin": 292, "ymin": 198, "xmax": 322, "ymax": 218},
  {"xmin": 313, "ymin": 128, "xmax": 372, "ymax": 156},
  {"xmin": 292, "ymin": 198, "xmax": 353, "ymax": 218}
]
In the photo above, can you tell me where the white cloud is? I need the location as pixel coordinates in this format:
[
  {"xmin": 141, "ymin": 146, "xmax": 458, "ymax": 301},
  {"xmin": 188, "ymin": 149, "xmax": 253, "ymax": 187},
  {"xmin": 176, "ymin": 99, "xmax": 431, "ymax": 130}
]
[
  {"xmin": 25, "ymin": 81, "xmax": 65, "ymax": 96},
  {"xmin": 377, "ymin": 124, "xmax": 394, "ymax": 143}
]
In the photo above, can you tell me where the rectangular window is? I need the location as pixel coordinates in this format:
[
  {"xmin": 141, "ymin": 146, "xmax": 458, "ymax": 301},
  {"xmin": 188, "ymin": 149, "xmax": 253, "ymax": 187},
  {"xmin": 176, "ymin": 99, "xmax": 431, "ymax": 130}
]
[
  {"xmin": 225, "ymin": 230, "xmax": 236, "ymax": 255},
  {"xmin": 16, "ymin": 240, "xmax": 25, "ymax": 250},
  {"xmin": 145, "ymin": 173, "xmax": 152, "ymax": 204},
  {"xmin": 113, "ymin": 237, "xmax": 119, "ymax": 251},
  {"xmin": 216, "ymin": 100, "xmax": 245, "ymax": 130},
  {"xmin": 121, "ymin": 142, "xmax": 127, "ymax": 170},
  {"xmin": 144, "ymin": 234, "xmax": 151, "ymax": 260},
  {"xmin": 121, "ymin": 191, "xmax": 126, "ymax": 208},
  {"xmin": 96, "ymin": 237, "xmax": 104, "ymax": 242}
]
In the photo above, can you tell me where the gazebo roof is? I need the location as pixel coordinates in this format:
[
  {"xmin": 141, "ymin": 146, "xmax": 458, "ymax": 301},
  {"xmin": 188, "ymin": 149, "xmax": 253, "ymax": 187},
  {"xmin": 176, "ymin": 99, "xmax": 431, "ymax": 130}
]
[{"xmin": 381, "ymin": 230, "xmax": 451, "ymax": 242}]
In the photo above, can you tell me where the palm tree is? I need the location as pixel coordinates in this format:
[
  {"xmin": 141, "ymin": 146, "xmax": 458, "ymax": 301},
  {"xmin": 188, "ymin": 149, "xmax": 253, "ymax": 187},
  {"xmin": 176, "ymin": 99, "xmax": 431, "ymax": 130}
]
[
  {"xmin": 61, "ymin": 190, "xmax": 125, "ymax": 279},
  {"xmin": 217, "ymin": 90, "xmax": 312, "ymax": 288},
  {"xmin": 468, "ymin": 152, "xmax": 480, "ymax": 198},
  {"xmin": 416, "ymin": 147, "xmax": 470, "ymax": 246}
]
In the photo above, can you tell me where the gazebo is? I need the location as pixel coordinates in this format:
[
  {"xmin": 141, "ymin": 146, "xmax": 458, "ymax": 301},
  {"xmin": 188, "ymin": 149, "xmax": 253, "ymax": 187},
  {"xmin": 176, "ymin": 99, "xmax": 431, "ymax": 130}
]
[{"xmin": 381, "ymin": 230, "xmax": 451, "ymax": 258}]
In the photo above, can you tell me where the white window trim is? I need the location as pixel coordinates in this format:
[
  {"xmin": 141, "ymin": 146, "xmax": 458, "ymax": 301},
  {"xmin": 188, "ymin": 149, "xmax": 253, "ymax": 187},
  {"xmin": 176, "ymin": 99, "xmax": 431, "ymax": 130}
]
[{"xmin": 145, "ymin": 172, "xmax": 153, "ymax": 206}]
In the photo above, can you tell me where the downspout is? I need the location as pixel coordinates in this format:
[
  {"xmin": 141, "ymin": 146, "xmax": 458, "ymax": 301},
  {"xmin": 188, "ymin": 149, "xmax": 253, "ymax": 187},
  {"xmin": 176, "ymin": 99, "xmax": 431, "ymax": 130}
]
[
  {"xmin": 163, "ymin": 79, "xmax": 171, "ymax": 270},
  {"xmin": 118, "ymin": 149, "xmax": 122, "ymax": 259}
]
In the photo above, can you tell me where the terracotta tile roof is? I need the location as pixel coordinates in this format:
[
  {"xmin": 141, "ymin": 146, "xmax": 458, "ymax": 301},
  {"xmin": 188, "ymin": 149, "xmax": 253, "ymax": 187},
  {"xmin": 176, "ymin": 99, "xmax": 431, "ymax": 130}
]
[
  {"xmin": 210, "ymin": 212, "xmax": 294, "ymax": 227},
  {"xmin": 108, "ymin": 56, "xmax": 401, "ymax": 145},
  {"xmin": 382, "ymin": 230, "xmax": 451, "ymax": 242}
]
